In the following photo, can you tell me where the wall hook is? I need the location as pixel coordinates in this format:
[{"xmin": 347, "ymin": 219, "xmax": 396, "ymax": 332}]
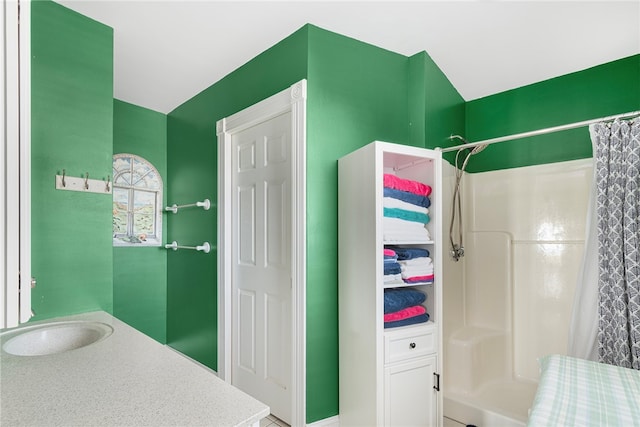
[{"xmin": 56, "ymin": 171, "xmax": 112, "ymax": 194}]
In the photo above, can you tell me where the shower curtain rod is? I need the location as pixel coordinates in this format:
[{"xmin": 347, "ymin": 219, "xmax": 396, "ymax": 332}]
[{"xmin": 437, "ymin": 110, "xmax": 640, "ymax": 154}]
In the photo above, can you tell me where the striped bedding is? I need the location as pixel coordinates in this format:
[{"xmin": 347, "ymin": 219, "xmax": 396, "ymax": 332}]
[{"xmin": 527, "ymin": 354, "xmax": 640, "ymax": 426}]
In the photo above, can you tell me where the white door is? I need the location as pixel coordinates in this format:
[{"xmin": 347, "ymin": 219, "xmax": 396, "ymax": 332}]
[
  {"xmin": 231, "ymin": 111, "xmax": 292, "ymax": 423},
  {"xmin": 385, "ymin": 356, "xmax": 437, "ymax": 426}
]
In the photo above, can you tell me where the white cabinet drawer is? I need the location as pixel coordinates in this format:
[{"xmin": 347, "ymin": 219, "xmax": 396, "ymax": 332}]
[{"xmin": 384, "ymin": 326, "xmax": 436, "ymax": 364}]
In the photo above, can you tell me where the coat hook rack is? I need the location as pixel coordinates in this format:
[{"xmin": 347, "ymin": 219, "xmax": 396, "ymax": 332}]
[
  {"xmin": 165, "ymin": 198, "xmax": 211, "ymax": 214},
  {"xmin": 164, "ymin": 241, "xmax": 211, "ymax": 253},
  {"xmin": 55, "ymin": 169, "xmax": 112, "ymax": 194}
]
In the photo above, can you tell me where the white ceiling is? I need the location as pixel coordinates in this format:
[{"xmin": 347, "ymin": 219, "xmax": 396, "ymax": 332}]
[{"xmin": 57, "ymin": 1, "xmax": 640, "ymax": 114}]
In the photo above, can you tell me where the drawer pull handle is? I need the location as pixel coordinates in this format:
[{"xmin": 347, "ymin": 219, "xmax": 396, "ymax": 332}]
[{"xmin": 409, "ymin": 342, "xmax": 416, "ymax": 349}]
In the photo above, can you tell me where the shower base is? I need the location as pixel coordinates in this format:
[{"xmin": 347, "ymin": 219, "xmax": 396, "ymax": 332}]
[{"xmin": 444, "ymin": 379, "xmax": 537, "ymax": 427}]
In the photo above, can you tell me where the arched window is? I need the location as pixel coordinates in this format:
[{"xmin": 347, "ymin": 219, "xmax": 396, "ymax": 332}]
[{"xmin": 112, "ymin": 154, "xmax": 163, "ymax": 246}]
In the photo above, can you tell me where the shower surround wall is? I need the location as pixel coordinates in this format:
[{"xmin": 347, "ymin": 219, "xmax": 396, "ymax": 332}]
[{"xmin": 442, "ymin": 158, "xmax": 592, "ymax": 425}]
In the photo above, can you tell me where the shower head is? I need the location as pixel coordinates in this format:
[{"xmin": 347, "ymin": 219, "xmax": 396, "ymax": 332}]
[
  {"xmin": 448, "ymin": 135, "xmax": 487, "ymax": 156},
  {"xmin": 469, "ymin": 144, "xmax": 487, "ymax": 155}
]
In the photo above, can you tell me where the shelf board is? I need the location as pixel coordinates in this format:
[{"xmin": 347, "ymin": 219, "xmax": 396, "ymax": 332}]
[
  {"xmin": 384, "ymin": 240, "xmax": 434, "ymax": 245},
  {"xmin": 383, "ymin": 320, "xmax": 436, "ymax": 334},
  {"xmin": 384, "ymin": 281, "xmax": 433, "ymax": 289}
]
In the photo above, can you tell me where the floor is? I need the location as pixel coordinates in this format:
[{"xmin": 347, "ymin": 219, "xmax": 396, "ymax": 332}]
[
  {"xmin": 261, "ymin": 414, "xmax": 463, "ymax": 427},
  {"xmin": 260, "ymin": 414, "xmax": 290, "ymax": 427}
]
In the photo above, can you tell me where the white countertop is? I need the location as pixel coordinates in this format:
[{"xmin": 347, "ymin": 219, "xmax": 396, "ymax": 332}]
[{"xmin": 0, "ymin": 311, "xmax": 270, "ymax": 426}]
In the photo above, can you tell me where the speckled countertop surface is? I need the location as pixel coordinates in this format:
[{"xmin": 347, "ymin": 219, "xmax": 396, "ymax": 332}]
[{"xmin": 0, "ymin": 311, "xmax": 269, "ymax": 426}]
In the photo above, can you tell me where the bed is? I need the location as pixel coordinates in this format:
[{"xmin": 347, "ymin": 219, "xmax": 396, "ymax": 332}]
[{"xmin": 527, "ymin": 354, "xmax": 640, "ymax": 426}]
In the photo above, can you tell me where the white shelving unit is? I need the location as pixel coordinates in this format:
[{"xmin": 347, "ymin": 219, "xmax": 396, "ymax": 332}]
[{"xmin": 338, "ymin": 141, "xmax": 442, "ymax": 426}]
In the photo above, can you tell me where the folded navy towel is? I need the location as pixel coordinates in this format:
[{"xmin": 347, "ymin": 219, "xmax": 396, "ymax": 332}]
[
  {"xmin": 389, "ymin": 247, "xmax": 430, "ymax": 260},
  {"xmin": 384, "ymin": 263, "xmax": 401, "ymax": 275},
  {"xmin": 384, "ymin": 288, "xmax": 426, "ymax": 313},
  {"xmin": 383, "ymin": 187, "xmax": 431, "ymax": 208},
  {"xmin": 384, "ymin": 312, "xmax": 430, "ymax": 328}
]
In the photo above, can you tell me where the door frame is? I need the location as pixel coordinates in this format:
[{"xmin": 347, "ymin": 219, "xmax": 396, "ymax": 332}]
[
  {"xmin": 217, "ymin": 80, "xmax": 306, "ymax": 426},
  {"xmin": 2, "ymin": 0, "xmax": 32, "ymax": 329}
]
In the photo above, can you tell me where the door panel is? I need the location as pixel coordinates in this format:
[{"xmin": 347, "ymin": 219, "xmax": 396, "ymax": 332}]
[
  {"xmin": 238, "ymin": 289, "xmax": 256, "ymax": 374},
  {"xmin": 231, "ymin": 112, "xmax": 292, "ymax": 423},
  {"xmin": 238, "ymin": 185, "xmax": 256, "ymax": 265},
  {"xmin": 384, "ymin": 356, "xmax": 437, "ymax": 427},
  {"xmin": 265, "ymin": 292, "xmax": 287, "ymax": 388},
  {"xmin": 266, "ymin": 179, "xmax": 286, "ymax": 267}
]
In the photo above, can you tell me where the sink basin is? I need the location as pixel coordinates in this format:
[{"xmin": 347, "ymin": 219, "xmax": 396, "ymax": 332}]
[{"xmin": 1, "ymin": 321, "xmax": 113, "ymax": 356}]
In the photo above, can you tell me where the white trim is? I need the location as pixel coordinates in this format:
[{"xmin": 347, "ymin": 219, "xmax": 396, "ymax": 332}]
[
  {"xmin": 307, "ymin": 415, "xmax": 340, "ymax": 427},
  {"xmin": 2, "ymin": 0, "xmax": 31, "ymax": 329},
  {"xmin": 217, "ymin": 80, "xmax": 307, "ymax": 427},
  {"xmin": 217, "ymin": 117, "xmax": 233, "ymax": 379},
  {"xmin": 1, "ymin": 0, "xmax": 12, "ymax": 328},
  {"xmin": 18, "ymin": 0, "xmax": 31, "ymax": 324}
]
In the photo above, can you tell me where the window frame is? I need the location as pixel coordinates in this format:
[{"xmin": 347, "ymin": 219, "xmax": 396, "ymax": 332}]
[{"xmin": 112, "ymin": 153, "xmax": 163, "ymax": 247}]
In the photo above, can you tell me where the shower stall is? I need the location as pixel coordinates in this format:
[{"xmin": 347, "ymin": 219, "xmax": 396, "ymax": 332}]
[
  {"xmin": 438, "ymin": 111, "xmax": 638, "ymax": 425},
  {"xmin": 441, "ymin": 156, "xmax": 593, "ymax": 426}
]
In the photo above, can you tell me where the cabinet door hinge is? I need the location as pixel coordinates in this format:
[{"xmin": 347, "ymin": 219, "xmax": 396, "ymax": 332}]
[{"xmin": 433, "ymin": 372, "xmax": 440, "ymax": 391}]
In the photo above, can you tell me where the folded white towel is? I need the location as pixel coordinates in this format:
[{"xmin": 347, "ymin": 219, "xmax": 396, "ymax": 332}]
[
  {"xmin": 399, "ymin": 257, "xmax": 433, "ymax": 268},
  {"xmin": 401, "ymin": 265, "xmax": 434, "ymax": 276},
  {"xmin": 383, "ymin": 217, "xmax": 431, "ymax": 242},
  {"xmin": 383, "ymin": 273, "xmax": 403, "ymax": 284}
]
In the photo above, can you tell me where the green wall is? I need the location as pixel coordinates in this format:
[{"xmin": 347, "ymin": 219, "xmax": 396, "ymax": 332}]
[
  {"xmin": 408, "ymin": 51, "xmax": 466, "ymax": 162},
  {"xmin": 165, "ymin": 26, "xmax": 309, "ymax": 369},
  {"xmin": 465, "ymin": 54, "xmax": 640, "ymax": 172},
  {"xmin": 166, "ymin": 24, "xmax": 462, "ymax": 423},
  {"xmin": 303, "ymin": 41, "xmax": 464, "ymax": 420},
  {"xmin": 113, "ymin": 100, "xmax": 168, "ymax": 343},
  {"xmin": 304, "ymin": 26, "xmax": 409, "ymax": 421},
  {"xmin": 30, "ymin": 2, "xmax": 169, "ymax": 342},
  {"xmin": 33, "ymin": 5, "xmax": 635, "ymax": 422},
  {"xmin": 31, "ymin": 1, "xmax": 114, "ymax": 319}
]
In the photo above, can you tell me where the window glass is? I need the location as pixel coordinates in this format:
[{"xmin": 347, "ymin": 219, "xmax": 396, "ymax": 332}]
[{"xmin": 112, "ymin": 154, "xmax": 162, "ymax": 246}]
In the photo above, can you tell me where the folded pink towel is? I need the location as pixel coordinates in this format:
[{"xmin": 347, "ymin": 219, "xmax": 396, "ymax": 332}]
[
  {"xmin": 384, "ymin": 249, "xmax": 396, "ymax": 257},
  {"xmin": 403, "ymin": 274, "xmax": 435, "ymax": 283},
  {"xmin": 383, "ymin": 174, "xmax": 432, "ymax": 197},
  {"xmin": 384, "ymin": 305, "xmax": 426, "ymax": 322}
]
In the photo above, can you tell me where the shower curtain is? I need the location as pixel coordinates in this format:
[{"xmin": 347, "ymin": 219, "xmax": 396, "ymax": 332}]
[{"xmin": 569, "ymin": 118, "xmax": 640, "ymax": 369}]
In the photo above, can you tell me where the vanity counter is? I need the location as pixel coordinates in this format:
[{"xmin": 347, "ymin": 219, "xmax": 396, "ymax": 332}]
[{"xmin": 0, "ymin": 311, "xmax": 269, "ymax": 426}]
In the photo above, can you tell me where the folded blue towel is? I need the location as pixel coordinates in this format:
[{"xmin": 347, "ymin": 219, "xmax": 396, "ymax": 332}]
[
  {"xmin": 384, "ymin": 263, "xmax": 401, "ymax": 275},
  {"xmin": 389, "ymin": 247, "xmax": 430, "ymax": 260},
  {"xmin": 384, "ymin": 288, "xmax": 426, "ymax": 313},
  {"xmin": 383, "ymin": 187, "xmax": 431, "ymax": 208},
  {"xmin": 384, "ymin": 313, "xmax": 430, "ymax": 328}
]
